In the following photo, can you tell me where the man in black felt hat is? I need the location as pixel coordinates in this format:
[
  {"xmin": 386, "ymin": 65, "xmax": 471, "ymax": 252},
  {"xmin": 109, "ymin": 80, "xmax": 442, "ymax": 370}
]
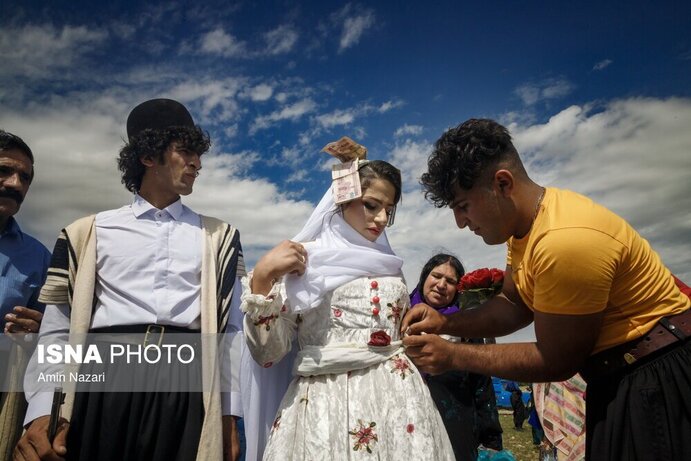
[{"xmin": 16, "ymin": 99, "xmax": 245, "ymax": 461}]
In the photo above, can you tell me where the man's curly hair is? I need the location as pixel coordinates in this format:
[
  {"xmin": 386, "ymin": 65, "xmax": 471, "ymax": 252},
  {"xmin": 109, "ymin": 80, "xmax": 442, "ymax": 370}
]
[
  {"xmin": 420, "ymin": 118, "xmax": 519, "ymax": 208},
  {"xmin": 117, "ymin": 126, "xmax": 211, "ymax": 193}
]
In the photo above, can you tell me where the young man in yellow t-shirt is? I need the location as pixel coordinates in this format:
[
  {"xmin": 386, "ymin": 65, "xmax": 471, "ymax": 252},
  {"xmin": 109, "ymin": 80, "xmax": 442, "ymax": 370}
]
[{"xmin": 402, "ymin": 118, "xmax": 690, "ymax": 461}]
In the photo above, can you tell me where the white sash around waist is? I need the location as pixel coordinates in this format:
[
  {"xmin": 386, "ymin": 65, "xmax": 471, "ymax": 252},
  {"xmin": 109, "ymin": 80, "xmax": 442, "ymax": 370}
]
[{"xmin": 293, "ymin": 341, "xmax": 404, "ymax": 377}]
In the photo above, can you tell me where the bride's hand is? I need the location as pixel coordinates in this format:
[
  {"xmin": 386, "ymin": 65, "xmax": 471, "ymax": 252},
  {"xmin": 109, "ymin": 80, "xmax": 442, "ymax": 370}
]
[{"xmin": 251, "ymin": 240, "xmax": 308, "ymax": 295}]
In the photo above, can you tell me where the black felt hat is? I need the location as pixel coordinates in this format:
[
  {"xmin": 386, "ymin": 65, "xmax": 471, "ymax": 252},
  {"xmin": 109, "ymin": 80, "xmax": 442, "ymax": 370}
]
[{"xmin": 126, "ymin": 98, "xmax": 195, "ymax": 141}]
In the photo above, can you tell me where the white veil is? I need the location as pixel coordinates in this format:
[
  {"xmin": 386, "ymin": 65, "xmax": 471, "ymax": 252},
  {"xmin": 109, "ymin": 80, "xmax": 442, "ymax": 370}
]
[{"xmin": 283, "ymin": 185, "xmax": 403, "ymax": 312}]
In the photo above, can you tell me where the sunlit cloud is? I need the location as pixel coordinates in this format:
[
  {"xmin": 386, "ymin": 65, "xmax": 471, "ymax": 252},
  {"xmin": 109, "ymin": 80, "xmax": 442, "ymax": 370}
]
[
  {"xmin": 515, "ymin": 77, "xmax": 575, "ymax": 106},
  {"xmin": 0, "ymin": 24, "xmax": 107, "ymax": 78},
  {"xmin": 250, "ymin": 98, "xmax": 318, "ymax": 133},
  {"xmin": 394, "ymin": 124, "xmax": 423, "ymax": 137}
]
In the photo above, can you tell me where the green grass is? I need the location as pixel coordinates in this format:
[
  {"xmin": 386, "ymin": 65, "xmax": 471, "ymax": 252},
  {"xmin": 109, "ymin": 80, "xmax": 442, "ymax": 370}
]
[{"xmin": 498, "ymin": 412, "xmax": 538, "ymax": 461}]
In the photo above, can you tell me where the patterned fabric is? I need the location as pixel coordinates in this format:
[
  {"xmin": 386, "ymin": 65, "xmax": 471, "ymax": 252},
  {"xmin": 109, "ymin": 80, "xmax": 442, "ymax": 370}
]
[
  {"xmin": 214, "ymin": 222, "xmax": 246, "ymax": 333},
  {"xmin": 534, "ymin": 374, "xmax": 586, "ymax": 461},
  {"xmin": 242, "ymin": 275, "xmax": 455, "ymax": 460}
]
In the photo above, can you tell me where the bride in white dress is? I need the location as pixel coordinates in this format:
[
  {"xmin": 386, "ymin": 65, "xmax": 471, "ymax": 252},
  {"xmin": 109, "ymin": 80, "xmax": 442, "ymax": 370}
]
[{"xmin": 241, "ymin": 159, "xmax": 454, "ymax": 460}]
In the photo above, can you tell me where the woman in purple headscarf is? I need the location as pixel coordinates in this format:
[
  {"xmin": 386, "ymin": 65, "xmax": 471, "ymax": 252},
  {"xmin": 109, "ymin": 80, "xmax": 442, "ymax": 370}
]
[{"xmin": 410, "ymin": 253, "xmax": 503, "ymax": 461}]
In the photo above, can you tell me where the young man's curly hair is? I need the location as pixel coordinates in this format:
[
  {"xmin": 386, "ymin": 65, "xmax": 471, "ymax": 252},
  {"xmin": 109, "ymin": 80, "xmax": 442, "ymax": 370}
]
[
  {"xmin": 420, "ymin": 119, "xmax": 520, "ymax": 208},
  {"xmin": 117, "ymin": 126, "xmax": 211, "ymax": 193}
]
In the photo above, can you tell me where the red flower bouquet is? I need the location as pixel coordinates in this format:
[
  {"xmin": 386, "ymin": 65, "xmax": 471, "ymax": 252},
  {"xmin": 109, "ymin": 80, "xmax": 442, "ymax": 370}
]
[{"xmin": 456, "ymin": 268, "xmax": 504, "ymax": 309}]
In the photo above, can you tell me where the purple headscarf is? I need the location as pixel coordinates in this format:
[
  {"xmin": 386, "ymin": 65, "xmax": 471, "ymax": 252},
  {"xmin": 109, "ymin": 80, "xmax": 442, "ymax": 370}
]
[{"xmin": 409, "ymin": 287, "xmax": 459, "ymax": 316}]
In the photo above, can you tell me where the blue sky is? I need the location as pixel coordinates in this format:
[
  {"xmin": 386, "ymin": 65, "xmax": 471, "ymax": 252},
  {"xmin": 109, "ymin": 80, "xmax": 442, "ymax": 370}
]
[{"xmin": 2, "ymin": 1, "xmax": 691, "ymax": 341}]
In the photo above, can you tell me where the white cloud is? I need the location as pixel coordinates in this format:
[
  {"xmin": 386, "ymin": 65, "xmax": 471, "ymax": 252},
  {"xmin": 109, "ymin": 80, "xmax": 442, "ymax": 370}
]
[
  {"xmin": 340, "ymin": 13, "xmax": 375, "ymax": 51},
  {"xmin": 315, "ymin": 109, "xmax": 356, "ymax": 128},
  {"xmin": 378, "ymin": 100, "xmax": 403, "ymax": 113},
  {"xmin": 593, "ymin": 59, "xmax": 613, "ymax": 71},
  {"xmin": 312, "ymin": 100, "xmax": 403, "ymax": 133},
  {"xmin": 388, "ymin": 139, "xmax": 431, "ymax": 188},
  {"xmin": 394, "ymin": 124, "xmax": 423, "ymax": 137},
  {"xmin": 286, "ymin": 169, "xmax": 309, "ymax": 183},
  {"xmin": 199, "ymin": 27, "xmax": 247, "ymax": 57},
  {"xmin": 264, "ymin": 25, "xmax": 298, "ymax": 55},
  {"xmin": 0, "ymin": 24, "xmax": 107, "ymax": 78},
  {"xmin": 515, "ymin": 77, "xmax": 575, "ymax": 106},
  {"xmin": 244, "ymin": 83, "xmax": 274, "ymax": 102},
  {"xmin": 223, "ymin": 123, "xmax": 239, "ymax": 138},
  {"xmin": 331, "ymin": 4, "xmax": 376, "ymax": 52},
  {"xmin": 352, "ymin": 126, "xmax": 367, "ymax": 140},
  {"xmin": 168, "ymin": 78, "xmax": 245, "ymax": 122},
  {"xmin": 280, "ymin": 146, "xmax": 302, "ymax": 166},
  {"xmin": 192, "ymin": 24, "xmax": 298, "ymax": 60},
  {"xmin": 250, "ymin": 98, "xmax": 318, "ymax": 133},
  {"xmin": 298, "ymin": 131, "xmax": 313, "ymax": 146},
  {"xmin": 186, "ymin": 171, "xmax": 314, "ymax": 252}
]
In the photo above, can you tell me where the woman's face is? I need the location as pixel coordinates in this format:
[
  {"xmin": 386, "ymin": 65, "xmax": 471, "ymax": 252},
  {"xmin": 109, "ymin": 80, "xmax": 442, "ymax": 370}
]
[
  {"xmin": 342, "ymin": 178, "xmax": 396, "ymax": 242},
  {"xmin": 422, "ymin": 262, "xmax": 460, "ymax": 308}
]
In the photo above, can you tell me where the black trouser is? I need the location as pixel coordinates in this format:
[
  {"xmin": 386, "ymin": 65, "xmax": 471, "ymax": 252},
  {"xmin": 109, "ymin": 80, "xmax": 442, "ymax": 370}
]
[
  {"xmin": 585, "ymin": 338, "xmax": 691, "ymax": 461},
  {"xmin": 66, "ymin": 326, "xmax": 204, "ymax": 461}
]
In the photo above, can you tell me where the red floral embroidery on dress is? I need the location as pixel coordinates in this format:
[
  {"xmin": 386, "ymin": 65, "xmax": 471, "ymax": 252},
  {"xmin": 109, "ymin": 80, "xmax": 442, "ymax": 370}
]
[
  {"xmin": 389, "ymin": 354, "xmax": 414, "ymax": 379},
  {"xmin": 367, "ymin": 330, "xmax": 391, "ymax": 346},
  {"xmin": 271, "ymin": 413, "xmax": 281, "ymax": 435},
  {"xmin": 386, "ymin": 299, "xmax": 404, "ymax": 323},
  {"xmin": 253, "ymin": 313, "xmax": 277, "ymax": 331},
  {"xmin": 406, "ymin": 423, "xmax": 415, "ymax": 433},
  {"xmin": 332, "ymin": 308, "xmax": 342, "ymax": 318},
  {"xmin": 349, "ymin": 420, "xmax": 378, "ymax": 453}
]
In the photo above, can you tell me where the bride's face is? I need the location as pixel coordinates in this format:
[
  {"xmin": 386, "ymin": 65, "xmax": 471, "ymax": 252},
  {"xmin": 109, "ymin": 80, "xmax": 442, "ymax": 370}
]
[{"xmin": 342, "ymin": 178, "xmax": 396, "ymax": 242}]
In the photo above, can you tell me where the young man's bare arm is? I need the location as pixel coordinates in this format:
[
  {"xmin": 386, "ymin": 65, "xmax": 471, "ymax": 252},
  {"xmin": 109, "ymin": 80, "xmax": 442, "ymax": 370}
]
[{"xmin": 404, "ymin": 308, "xmax": 604, "ymax": 382}]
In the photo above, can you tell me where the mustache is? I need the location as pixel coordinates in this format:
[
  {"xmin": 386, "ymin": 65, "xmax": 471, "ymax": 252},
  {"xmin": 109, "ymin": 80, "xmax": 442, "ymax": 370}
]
[{"xmin": 0, "ymin": 188, "xmax": 24, "ymax": 204}]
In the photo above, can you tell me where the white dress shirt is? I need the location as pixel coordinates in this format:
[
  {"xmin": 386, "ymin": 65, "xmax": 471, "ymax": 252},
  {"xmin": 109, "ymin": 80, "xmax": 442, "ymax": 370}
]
[
  {"xmin": 24, "ymin": 195, "xmax": 244, "ymax": 423},
  {"xmin": 93, "ymin": 194, "xmax": 203, "ymax": 329}
]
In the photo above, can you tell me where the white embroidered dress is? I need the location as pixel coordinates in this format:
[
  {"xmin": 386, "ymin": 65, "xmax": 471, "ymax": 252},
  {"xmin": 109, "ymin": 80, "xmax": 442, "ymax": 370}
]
[
  {"xmin": 242, "ymin": 183, "xmax": 454, "ymax": 460},
  {"xmin": 241, "ymin": 271, "xmax": 455, "ymax": 460}
]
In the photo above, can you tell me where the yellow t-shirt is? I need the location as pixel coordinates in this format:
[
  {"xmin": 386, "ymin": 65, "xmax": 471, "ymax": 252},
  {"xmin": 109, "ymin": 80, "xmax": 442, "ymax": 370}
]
[{"xmin": 508, "ymin": 187, "xmax": 690, "ymax": 353}]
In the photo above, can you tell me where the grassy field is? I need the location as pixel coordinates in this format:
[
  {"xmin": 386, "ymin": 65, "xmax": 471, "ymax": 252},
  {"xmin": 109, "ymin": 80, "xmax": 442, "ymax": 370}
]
[{"xmin": 497, "ymin": 411, "xmax": 538, "ymax": 461}]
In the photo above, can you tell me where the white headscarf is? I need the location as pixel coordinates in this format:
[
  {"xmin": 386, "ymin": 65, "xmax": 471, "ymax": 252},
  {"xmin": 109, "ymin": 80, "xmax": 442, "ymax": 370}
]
[{"xmin": 284, "ymin": 185, "xmax": 404, "ymax": 312}]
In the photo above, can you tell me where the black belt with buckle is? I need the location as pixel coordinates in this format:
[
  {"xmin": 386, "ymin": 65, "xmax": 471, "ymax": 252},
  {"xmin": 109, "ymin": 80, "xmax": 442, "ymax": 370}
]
[
  {"xmin": 581, "ymin": 309, "xmax": 691, "ymax": 381},
  {"xmin": 90, "ymin": 324, "xmax": 201, "ymax": 347}
]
